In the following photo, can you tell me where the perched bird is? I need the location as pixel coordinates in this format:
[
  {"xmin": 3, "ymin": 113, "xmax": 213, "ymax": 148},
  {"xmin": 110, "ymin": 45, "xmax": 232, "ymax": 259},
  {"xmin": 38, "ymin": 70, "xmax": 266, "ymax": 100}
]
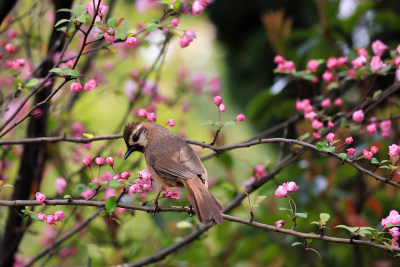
[{"xmin": 123, "ymin": 121, "xmax": 224, "ymax": 225}]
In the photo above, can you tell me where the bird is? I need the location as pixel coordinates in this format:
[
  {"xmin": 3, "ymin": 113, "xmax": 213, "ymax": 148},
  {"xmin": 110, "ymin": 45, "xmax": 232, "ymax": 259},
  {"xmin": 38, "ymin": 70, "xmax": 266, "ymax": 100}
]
[{"xmin": 123, "ymin": 121, "xmax": 224, "ymax": 226}]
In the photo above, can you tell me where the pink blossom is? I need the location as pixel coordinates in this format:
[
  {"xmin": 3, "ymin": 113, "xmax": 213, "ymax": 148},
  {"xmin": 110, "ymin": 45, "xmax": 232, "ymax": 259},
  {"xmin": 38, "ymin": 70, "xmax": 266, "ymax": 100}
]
[
  {"xmin": 326, "ymin": 57, "xmax": 338, "ymax": 69},
  {"xmin": 101, "ymin": 171, "xmax": 113, "ymax": 181},
  {"xmin": 171, "ymin": 18, "xmax": 179, "ymax": 27},
  {"xmin": 311, "ymin": 120, "xmax": 323, "ymax": 130},
  {"xmin": 366, "ymin": 123, "xmax": 377, "ymax": 134},
  {"xmin": 390, "ymin": 227, "xmax": 400, "ymax": 240},
  {"xmin": 274, "ymin": 55, "xmax": 285, "ymax": 64},
  {"xmin": 352, "ymin": 56, "xmax": 367, "ymax": 69},
  {"xmin": 380, "ymin": 120, "xmax": 392, "ymax": 132},
  {"xmin": 55, "ymin": 177, "xmax": 67, "ymax": 195},
  {"xmin": 313, "ymin": 132, "xmax": 321, "ymax": 139},
  {"xmin": 382, "ymin": 131, "xmax": 390, "ymax": 138},
  {"xmin": 37, "ymin": 212, "xmax": 47, "ymax": 221},
  {"xmin": 167, "ymin": 119, "xmax": 175, "ymax": 127},
  {"xmin": 286, "ymin": 181, "xmax": 299, "ymax": 192},
  {"xmin": 87, "ymin": 0, "xmax": 108, "ymax": 17},
  {"xmin": 370, "ymin": 146, "xmax": 379, "ymax": 154},
  {"xmin": 213, "ymin": 96, "xmax": 222, "ymax": 106},
  {"xmin": 327, "ymin": 121, "xmax": 334, "ymax": 128},
  {"xmin": 106, "ymin": 157, "xmax": 114, "ymax": 166},
  {"xmin": 125, "ymin": 37, "xmax": 138, "ymax": 48},
  {"xmin": 180, "ymin": 30, "xmax": 196, "ymax": 48},
  {"xmin": 277, "ymin": 60, "xmax": 295, "ymax": 72},
  {"xmin": 146, "ymin": 112, "xmax": 157, "ymax": 122},
  {"xmin": 67, "ymin": 60, "xmax": 74, "ymax": 69},
  {"xmin": 35, "ymin": 192, "xmax": 46, "ymax": 206},
  {"xmin": 7, "ymin": 29, "xmax": 17, "ymax": 39},
  {"xmin": 357, "ymin": 48, "xmax": 368, "ymax": 57},
  {"xmin": 235, "ymin": 114, "xmax": 246, "ymax": 121},
  {"xmin": 296, "ymin": 99, "xmax": 312, "ymax": 112},
  {"xmin": 82, "ymin": 155, "xmax": 92, "ymax": 166},
  {"xmin": 321, "ymin": 98, "xmax": 331, "ymax": 109},
  {"xmin": 70, "ymin": 82, "xmax": 82, "ymax": 92},
  {"xmin": 192, "ymin": 0, "xmax": 207, "ymax": 16},
  {"xmin": 352, "ymin": 109, "xmax": 364, "ymax": 123},
  {"xmin": 397, "ymin": 44, "xmax": 400, "ymax": 54},
  {"xmin": 363, "ymin": 149, "xmax": 373, "ymax": 160},
  {"xmin": 80, "ymin": 188, "xmax": 94, "ymax": 199},
  {"xmin": 371, "ymin": 40, "xmax": 388, "ymax": 57},
  {"xmin": 388, "ymin": 144, "xmax": 400, "ymax": 157},
  {"xmin": 347, "ymin": 148, "xmax": 358, "ymax": 157},
  {"xmin": 274, "ymin": 184, "xmax": 288, "ymax": 198},
  {"xmin": 104, "ymin": 30, "xmax": 117, "ymax": 43},
  {"xmin": 170, "ymin": 192, "xmax": 179, "ymax": 199},
  {"xmin": 337, "ymin": 57, "xmax": 348, "ymax": 66},
  {"xmin": 46, "ymin": 215, "xmax": 57, "ymax": 225},
  {"xmin": 95, "ymin": 157, "xmax": 105, "ymax": 166},
  {"xmin": 138, "ymin": 169, "xmax": 152, "ymax": 180},
  {"xmin": 54, "ymin": 210, "xmax": 65, "ymax": 222},
  {"xmin": 129, "ymin": 184, "xmax": 142, "ymax": 194},
  {"xmin": 137, "ymin": 108, "xmax": 147, "ymax": 117},
  {"xmin": 209, "ymin": 76, "xmax": 222, "ymax": 96},
  {"xmin": 242, "ymin": 176, "xmax": 256, "ymax": 187},
  {"xmin": 395, "ymin": 56, "xmax": 400, "ymax": 67},
  {"xmin": 381, "ymin": 210, "xmax": 400, "ymax": 228},
  {"xmin": 254, "ymin": 164, "xmax": 266, "ymax": 179},
  {"xmin": 370, "ymin": 56, "xmax": 387, "ymax": 73},
  {"xmin": 84, "ymin": 79, "xmax": 98, "ymax": 91},
  {"xmin": 397, "ymin": 69, "xmax": 400, "ymax": 83},
  {"xmin": 304, "ymin": 111, "xmax": 317, "ymax": 121},
  {"xmin": 121, "ymin": 171, "xmax": 130, "ymax": 179},
  {"xmin": 348, "ymin": 68, "xmax": 356, "ymax": 78},
  {"xmin": 5, "ymin": 43, "xmax": 16, "ymax": 54},
  {"xmin": 275, "ymin": 220, "xmax": 285, "ymax": 228},
  {"xmin": 307, "ymin": 59, "xmax": 319, "ymax": 72},
  {"xmin": 322, "ymin": 70, "xmax": 335, "ymax": 82},
  {"xmin": 219, "ymin": 104, "xmax": 226, "ymax": 112},
  {"xmin": 326, "ymin": 133, "xmax": 335, "ymax": 143},
  {"xmin": 345, "ymin": 137, "xmax": 353, "ymax": 144}
]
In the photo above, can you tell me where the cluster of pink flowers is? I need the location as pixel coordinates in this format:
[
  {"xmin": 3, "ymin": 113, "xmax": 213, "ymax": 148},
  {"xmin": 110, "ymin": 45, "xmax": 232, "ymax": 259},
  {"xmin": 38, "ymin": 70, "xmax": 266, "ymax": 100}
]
[
  {"xmin": 180, "ymin": 30, "xmax": 196, "ymax": 48},
  {"xmin": 87, "ymin": 0, "xmax": 108, "ymax": 18},
  {"xmin": 212, "ymin": 95, "xmax": 245, "ymax": 121},
  {"xmin": 381, "ymin": 210, "xmax": 400, "ymax": 247},
  {"xmin": 129, "ymin": 169, "xmax": 153, "ymax": 195},
  {"xmin": 274, "ymin": 181, "xmax": 299, "ymax": 198},
  {"xmin": 55, "ymin": 177, "xmax": 67, "ymax": 195},
  {"xmin": 274, "ymin": 55, "xmax": 295, "ymax": 72},
  {"xmin": 353, "ymin": 110, "xmax": 392, "ymax": 138},
  {"xmin": 37, "ymin": 210, "xmax": 66, "ymax": 225},
  {"xmin": 162, "ymin": 188, "xmax": 179, "ymax": 199},
  {"xmin": 363, "ymin": 146, "xmax": 379, "ymax": 160},
  {"xmin": 70, "ymin": 79, "xmax": 98, "ymax": 92},
  {"xmin": 5, "ymin": 58, "xmax": 25, "ymax": 71},
  {"xmin": 192, "ymin": 0, "xmax": 210, "ymax": 16},
  {"xmin": 136, "ymin": 108, "xmax": 157, "ymax": 122}
]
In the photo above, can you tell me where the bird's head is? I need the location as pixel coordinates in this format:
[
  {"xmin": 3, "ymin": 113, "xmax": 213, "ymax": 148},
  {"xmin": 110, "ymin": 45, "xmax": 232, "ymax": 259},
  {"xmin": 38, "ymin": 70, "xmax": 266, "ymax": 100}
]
[{"xmin": 123, "ymin": 122, "xmax": 149, "ymax": 160}]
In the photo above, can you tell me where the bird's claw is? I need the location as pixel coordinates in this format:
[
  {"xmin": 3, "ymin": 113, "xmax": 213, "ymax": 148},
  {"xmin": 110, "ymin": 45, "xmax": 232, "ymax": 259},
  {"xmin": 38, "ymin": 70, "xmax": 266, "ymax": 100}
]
[
  {"xmin": 152, "ymin": 201, "xmax": 160, "ymax": 216},
  {"xmin": 187, "ymin": 205, "xmax": 194, "ymax": 217}
]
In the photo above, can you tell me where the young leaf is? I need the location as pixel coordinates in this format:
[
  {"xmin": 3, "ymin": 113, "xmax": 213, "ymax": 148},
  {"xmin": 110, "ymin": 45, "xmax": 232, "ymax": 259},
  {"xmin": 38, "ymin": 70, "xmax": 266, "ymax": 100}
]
[
  {"xmin": 88, "ymin": 183, "xmax": 96, "ymax": 190},
  {"xmin": 279, "ymin": 207, "xmax": 293, "ymax": 212},
  {"xmin": 57, "ymin": 8, "xmax": 73, "ymax": 13},
  {"xmin": 200, "ymin": 120, "xmax": 214, "ymax": 126},
  {"xmin": 298, "ymin": 132, "xmax": 311, "ymax": 141},
  {"xmin": 94, "ymin": 21, "xmax": 108, "ymax": 31},
  {"xmin": 105, "ymin": 196, "xmax": 117, "ymax": 213},
  {"xmin": 55, "ymin": 19, "xmax": 70, "ymax": 27},
  {"xmin": 115, "ymin": 30, "xmax": 126, "ymax": 40},
  {"xmin": 24, "ymin": 78, "xmax": 39, "ymax": 89},
  {"xmin": 76, "ymin": 14, "xmax": 88, "ymax": 24},
  {"xmin": 116, "ymin": 17, "xmax": 125, "ymax": 27},
  {"xmin": 113, "ymin": 218, "xmax": 122, "ymax": 224},
  {"xmin": 223, "ymin": 121, "xmax": 235, "ymax": 127},
  {"xmin": 371, "ymin": 157, "xmax": 379, "ymax": 164},
  {"xmin": 145, "ymin": 23, "xmax": 160, "ymax": 32},
  {"xmin": 73, "ymin": 4, "xmax": 86, "ymax": 16},
  {"xmin": 67, "ymin": 69, "xmax": 80, "ymax": 78},
  {"xmin": 319, "ymin": 213, "xmax": 330, "ymax": 223},
  {"xmin": 295, "ymin": 212, "xmax": 308, "ymax": 218},
  {"xmin": 339, "ymin": 153, "xmax": 347, "ymax": 161},
  {"xmin": 316, "ymin": 142, "xmax": 326, "ymax": 151},
  {"xmin": 49, "ymin": 68, "xmax": 63, "ymax": 74},
  {"xmin": 107, "ymin": 17, "xmax": 118, "ymax": 28},
  {"xmin": 324, "ymin": 146, "xmax": 336, "ymax": 153},
  {"xmin": 308, "ymin": 248, "xmax": 321, "ymax": 259},
  {"xmin": 292, "ymin": 242, "xmax": 303, "ymax": 247},
  {"xmin": 63, "ymin": 195, "xmax": 72, "ymax": 199},
  {"xmin": 109, "ymin": 180, "xmax": 123, "ymax": 188}
]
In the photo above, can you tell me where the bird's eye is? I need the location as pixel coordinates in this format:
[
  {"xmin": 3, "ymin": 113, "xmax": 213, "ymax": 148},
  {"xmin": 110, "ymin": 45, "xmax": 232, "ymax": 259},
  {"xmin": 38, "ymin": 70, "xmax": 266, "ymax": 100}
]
[{"xmin": 132, "ymin": 134, "xmax": 139, "ymax": 142}]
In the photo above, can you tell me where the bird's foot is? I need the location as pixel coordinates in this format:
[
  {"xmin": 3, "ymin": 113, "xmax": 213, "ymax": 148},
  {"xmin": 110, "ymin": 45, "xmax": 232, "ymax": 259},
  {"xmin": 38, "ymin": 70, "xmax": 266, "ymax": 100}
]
[
  {"xmin": 187, "ymin": 205, "xmax": 194, "ymax": 217},
  {"xmin": 152, "ymin": 201, "xmax": 160, "ymax": 216}
]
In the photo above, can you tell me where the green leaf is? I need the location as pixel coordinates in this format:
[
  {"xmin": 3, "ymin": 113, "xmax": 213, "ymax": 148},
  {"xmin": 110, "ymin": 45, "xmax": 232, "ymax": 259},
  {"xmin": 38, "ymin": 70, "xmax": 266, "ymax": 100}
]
[
  {"xmin": 223, "ymin": 121, "xmax": 235, "ymax": 127},
  {"xmin": 295, "ymin": 212, "xmax": 308, "ymax": 218},
  {"xmin": 310, "ymin": 221, "xmax": 320, "ymax": 225},
  {"xmin": 279, "ymin": 207, "xmax": 293, "ymax": 212},
  {"xmin": 145, "ymin": 23, "xmax": 160, "ymax": 32},
  {"xmin": 49, "ymin": 68, "xmax": 63, "ymax": 74},
  {"xmin": 379, "ymin": 165, "xmax": 390, "ymax": 169},
  {"xmin": 308, "ymin": 248, "xmax": 321, "ymax": 259},
  {"xmin": 31, "ymin": 215, "xmax": 41, "ymax": 221},
  {"xmin": 109, "ymin": 180, "xmax": 123, "ymax": 188},
  {"xmin": 76, "ymin": 14, "xmax": 88, "ymax": 24},
  {"xmin": 200, "ymin": 120, "xmax": 215, "ymax": 126},
  {"xmin": 324, "ymin": 146, "xmax": 336, "ymax": 153},
  {"xmin": 320, "ymin": 213, "xmax": 330, "ymax": 223},
  {"xmin": 63, "ymin": 195, "xmax": 72, "ymax": 199},
  {"xmin": 73, "ymin": 4, "xmax": 86, "ymax": 16},
  {"xmin": 98, "ymin": 181, "xmax": 109, "ymax": 185},
  {"xmin": 339, "ymin": 153, "xmax": 347, "ymax": 160},
  {"xmin": 380, "ymin": 160, "xmax": 390, "ymax": 164},
  {"xmin": 357, "ymin": 230, "xmax": 371, "ymax": 237},
  {"xmin": 94, "ymin": 21, "xmax": 108, "ymax": 31},
  {"xmin": 383, "ymin": 242, "xmax": 394, "ymax": 253},
  {"xmin": 24, "ymin": 78, "xmax": 39, "ymax": 89},
  {"xmin": 67, "ymin": 69, "xmax": 80, "ymax": 78},
  {"xmin": 113, "ymin": 218, "xmax": 122, "ymax": 224},
  {"xmin": 371, "ymin": 157, "xmax": 379, "ymax": 164},
  {"xmin": 176, "ymin": 220, "xmax": 193, "ymax": 229},
  {"xmin": 292, "ymin": 242, "xmax": 303, "ymax": 247},
  {"xmin": 107, "ymin": 17, "xmax": 117, "ymax": 28},
  {"xmin": 340, "ymin": 119, "xmax": 348, "ymax": 127},
  {"xmin": 335, "ymin": 225, "xmax": 359, "ymax": 234},
  {"xmin": 298, "ymin": 132, "xmax": 310, "ymax": 141},
  {"xmin": 57, "ymin": 8, "xmax": 73, "ymax": 13},
  {"xmin": 55, "ymin": 19, "xmax": 70, "ymax": 27},
  {"xmin": 88, "ymin": 183, "xmax": 95, "ymax": 190},
  {"xmin": 105, "ymin": 196, "xmax": 117, "ymax": 213},
  {"xmin": 115, "ymin": 30, "xmax": 126, "ymax": 40},
  {"xmin": 389, "ymin": 165, "xmax": 400, "ymax": 170},
  {"xmin": 302, "ymin": 74, "xmax": 316, "ymax": 81},
  {"xmin": 316, "ymin": 142, "xmax": 326, "ymax": 151}
]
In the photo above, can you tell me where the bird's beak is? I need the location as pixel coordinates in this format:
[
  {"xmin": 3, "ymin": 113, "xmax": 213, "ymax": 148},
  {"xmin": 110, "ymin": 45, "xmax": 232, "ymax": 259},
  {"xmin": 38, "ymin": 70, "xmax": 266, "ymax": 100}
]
[{"xmin": 124, "ymin": 145, "xmax": 137, "ymax": 160}]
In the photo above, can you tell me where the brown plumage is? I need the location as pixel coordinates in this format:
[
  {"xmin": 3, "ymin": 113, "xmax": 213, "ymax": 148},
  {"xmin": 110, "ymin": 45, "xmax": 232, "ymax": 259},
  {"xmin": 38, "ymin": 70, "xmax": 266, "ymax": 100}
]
[{"xmin": 123, "ymin": 121, "xmax": 224, "ymax": 226}]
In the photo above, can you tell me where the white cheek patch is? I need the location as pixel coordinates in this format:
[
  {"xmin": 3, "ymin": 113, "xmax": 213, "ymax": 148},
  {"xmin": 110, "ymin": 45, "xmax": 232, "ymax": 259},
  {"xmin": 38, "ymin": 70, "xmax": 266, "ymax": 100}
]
[{"xmin": 138, "ymin": 131, "xmax": 148, "ymax": 147}]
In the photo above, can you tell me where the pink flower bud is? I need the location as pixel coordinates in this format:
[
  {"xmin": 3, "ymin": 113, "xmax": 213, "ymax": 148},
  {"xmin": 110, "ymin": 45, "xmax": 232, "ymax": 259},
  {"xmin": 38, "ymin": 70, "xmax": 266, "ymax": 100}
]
[
  {"xmin": 352, "ymin": 109, "xmax": 364, "ymax": 123},
  {"xmin": 337, "ymin": 57, "xmax": 348, "ymax": 66},
  {"xmin": 345, "ymin": 137, "xmax": 353, "ymax": 144},
  {"xmin": 95, "ymin": 157, "xmax": 105, "ymax": 166},
  {"xmin": 352, "ymin": 56, "xmax": 367, "ymax": 69},
  {"xmin": 275, "ymin": 220, "xmax": 285, "ymax": 228},
  {"xmin": 171, "ymin": 18, "xmax": 179, "ymax": 27},
  {"xmin": 70, "ymin": 82, "xmax": 82, "ymax": 92},
  {"xmin": 253, "ymin": 164, "xmax": 266, "ymax": 179},
  {"xmin": 388, "ymin": 144, "xmax": 400, "ymax": 157},
  {"xmin": 80, "ymin": 188, "xmax": 94, "ymax": 200},
  {"xmin": 326, "ymin": 57, "xmax": 338, "ymax": 69},
  {"xmin": 274, "ymin": 55, "xmax": 285, "ymax": 64},
  {"xmin": 166, "ymin": 119, "xmax": 175, "ymax": 127},
  {"xmin": 54, "ymin": 210, "xmax": 66, "ymax": 222},
  {"xmin": 307, "ymin": 59, "xmax": 319, "ymax": 72},
  {"xmin": 327, "ymin": 121, "xmax": 334, "ymax": 128},
  {"xmin": 322, "ymin": 70, "xmax": 335, "ymax": 82},
  {"xmin": 125, "ymin": 37, "xmax": 138, "ymax": 48},
  {"xmin": 363, "ymin": 149, "xmax": 373, "ymax": 160},
  {"xmin": 146, "ymin": 112, "xmax": 157, "ymax": 122},
  {"xmin": 104, "ymin": 30, "xmax": 117, "ymax": 43},
  {"xmin": 179, "ymin": 36, "xmax": 191, "ymax": 48},
  {"xmin": 311, "ymin": 120, "xmax": 323, "ymax": 130},
  {"xmin": 357, "ymin": 48, "xmax": 368, "ymax": 57},
  {"xmin": 326, "ymin": 133, "xmax": 335, "ymax": 143},
  {"xmin": 286, "ymin": 181, "xmax": 299, "ymax": 192},
  {"xmin": 370, "ymin": 56, "xmax": 387, "ymax": 73},
  {"xmin": 55, "ymin": 177, "xmax": 67, "ymax": 195},
  {"xmin": 5, "ymin": 43, "xmax": 16, "ymax": 54},
  {"xmin": 371, "ymin": 40, "xmax": 388, "ymax": 57},
  {"xmin": 46, "ymin": 215, "xmax": 57, "ymax": 225},
  {"xmin": 370, "ymin": 146, "xmax": 379, "ymax": 154},
  {"xmin": 304, "ymin": 111, "xmax": 317, "ymax": 121},
  {"xmin": 235, "ymin": 114, "xmax": 246, "ymax": 121},
  {"xmin": 185, "ymin": 30, "xmax": 196, "ymax": 40},
  {"xmin": 347, "ymin": 147, "xmax": 357, "ymax": 157},
  {"xmin": 313, "ymin": 132, "xmax": 321, "ymax": 139},
  {"xmin": 321, "ymin": 98, "xmax": 331, "ymax": 109},
  {"xmin": 121, "ymin": 171, "xmax": 130, "ymax": 179},
  {"xmin": 213, "ymin": 96, "xmax": 222, "ymax": 106},
  {"xmin": 106, "ymin": 157, "xmax": 114, "ymax": 166},
  {"xmin": 37, "ymin": 212, "xmax": 47, "ymax": 221},
  {"xmin": 192, "ymin": 0, "xmax": 207, "ymax": 16},
  {"xmin": 334, "ymin": 98, "xmax": 343, "ymax": 106},
  {"xmin": 84, "ymin": 79, "xmax": 98, "ymax": 91},
  {"xmin": 137, "ymin": 108, "xmax": 147, "ymax": 117},
  {"xmin": 366, "ymin": 123, "xmax": 377, "ymax": 134},
  {"xmin": 67, "ymin": 60, "xmax": 74, "ymax": 69},
  {"xmin": 71, "ymin": 122, "xmax": 84, "ymax": 137},
  {"xmin": 380, "ymin": 120, "xmax": 392, "ymax": 133},
  {"xmin": 274, "ymin": 184, "xmax": 288, "ymax": 198},
  {"xmin": 35, "ymin": 192, "xmax": 47, "ymax": 206},
  {"xmin": 82, "ymin": 155, "xmax": 92, "ymax": 166},
  {"xmin": 218, "ymin": 104, "xmax": 226, "ymax": 112}
]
